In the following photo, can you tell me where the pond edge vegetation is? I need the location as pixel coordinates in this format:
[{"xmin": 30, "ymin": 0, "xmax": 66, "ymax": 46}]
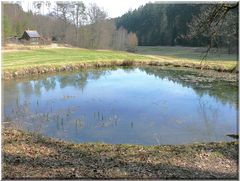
[{"xmin": 2, "ymin": 59, "xmax": 238, "ymax": 80}]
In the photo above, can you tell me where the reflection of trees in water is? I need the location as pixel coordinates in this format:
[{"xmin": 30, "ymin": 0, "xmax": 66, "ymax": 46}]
[
  {"xmin": 4, "ymin": 68, "xmax": 116, "ymax": 134},
  {"xmin": 7, "ymin": 77, "xmax": 58, "ymax": 100},
  {"xmin": 57, "ymin": 69, "xmax": 108, "ymax": 90},
  {"xmin": 5, "ymin": 66, "xmax": 237, "ymax": 110},
  {"xmin": 140, "ymin": 67, "xmax": 237, "ymax": 107},
  {"xmin": 123, "ymin": 67, "xmax": 135, "ymax": 74},
  {"xmin": 41, "ymin": 77, "xmax": 57, "ymax": 91},
  {"xmin": 59, "ymin": 73, "xmax": 88, "ymax": 90},
  {"xmin": 3, "ymin": 82, "xmax": 20, "ymax": 106},
  {"xmin": 197, "ymin": 97, "xmax": 218, "ymax": 141},
  {"xmin": 21, "ymin": 81, "xmax": 34, "ymax": 99},
  {"xmin": 33, "ymin": 80, "xmax": 42, "ymax": 97},
  {"xmin": 177, "ymin": 96, "xmax": 229, "ymax": 142},
  {"xmin": 5, "ymin": 68, "xmax": 110, "ymax": 99},
  {"xmin": 31, "ymin": 77, "xmax": 57, "ymax": 96}
]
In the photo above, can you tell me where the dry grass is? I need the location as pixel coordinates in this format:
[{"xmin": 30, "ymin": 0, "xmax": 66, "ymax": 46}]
[
  {"xmin": 2, "ymin": 47, "xmax": 238, "ymax": 80},
  {"xmin": 3, "ymin": 128, "xmax": 238, "ymax": 179}
]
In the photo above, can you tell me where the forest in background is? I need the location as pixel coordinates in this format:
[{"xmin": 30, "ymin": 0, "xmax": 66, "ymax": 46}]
[
  {"xmin": 2, "ymin": 2, "xmax": 238, "ymax": 53},
  {"xmin": 2, "ymin": 2, "xmax": 138, "ymax": 51},
  {"xmin": 116, "ymin": 3, "xmax": 238, "ymax": 51}
]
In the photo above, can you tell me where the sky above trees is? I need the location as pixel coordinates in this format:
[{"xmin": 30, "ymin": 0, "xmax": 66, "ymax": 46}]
[{"xmin": 20, "ymin": 0, "xmax": 152, "ymax": 18}]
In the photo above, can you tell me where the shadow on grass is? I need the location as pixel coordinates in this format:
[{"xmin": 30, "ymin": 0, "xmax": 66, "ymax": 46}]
[{"xmin": 3, "ymin": 133, "xmax": 238, "ymax": 179}]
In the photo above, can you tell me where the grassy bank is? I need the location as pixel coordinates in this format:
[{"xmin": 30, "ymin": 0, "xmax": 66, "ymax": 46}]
[
  {"xmin": 2, "ymin": 46, "xmax": 238, "ymax": 80},
  {"xmin": 136, "ymin": 46, "xmax": 238, "ymax": 62},
  {"xmin": 3, "ymin": 128, "xmax": 238, "ymax": 179}
]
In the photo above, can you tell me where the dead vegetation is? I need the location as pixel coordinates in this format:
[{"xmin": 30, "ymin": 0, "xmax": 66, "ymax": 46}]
[
  {"xmin": 2, "ymin": 60, "xmax": 237, "ymax": 80},
  {"xmin": 2, "ymin": 128, "xmax": 238, "ymax": 179},
  {"xmin": 2, "ymin": 43, "xmax": 74, "ymax": 52}
]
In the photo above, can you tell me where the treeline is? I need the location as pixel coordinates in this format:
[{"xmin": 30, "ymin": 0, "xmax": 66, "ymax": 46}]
[
  {"xmin": 3, "ymin": 4, "xmax": 66, "ymax": 39},
  {"xmin": 116, "ymin": 3, "xmax": 238, "ymax": 49},
  {"xmin": 2, "ymin": 2, "xmax": 238, "ymax": 51},
  {"xmin": 2, "ymin": 2, "xmax": 138, "ymax": 51}
]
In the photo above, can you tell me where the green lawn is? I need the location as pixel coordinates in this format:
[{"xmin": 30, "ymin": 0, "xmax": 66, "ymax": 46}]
[
  {"xmin": 3, "ymin": 48, "xmax": 152, "ymax": 71},
  {"xmin": 136, "ymin": 46, "xmax": 237, "ymax": 61},
  {"xmin": 2, "ymin": 46, "xmax": 238, "ymax": 73}
]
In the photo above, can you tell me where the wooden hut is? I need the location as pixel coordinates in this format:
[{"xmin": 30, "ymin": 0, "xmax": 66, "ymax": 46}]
[{"xmin": 19, "ymin": 30, "xmax": 41, "ymax": 44}]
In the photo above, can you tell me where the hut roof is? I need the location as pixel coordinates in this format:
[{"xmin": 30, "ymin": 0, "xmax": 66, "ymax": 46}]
[{"xmin": 25, "ymin": 30, "xmax": 40, "ymax": 38}]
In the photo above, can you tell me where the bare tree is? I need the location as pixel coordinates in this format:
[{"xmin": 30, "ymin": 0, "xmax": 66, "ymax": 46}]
[
  {"xmin": 187, "ymin": 3, "xmax": 238, "ymax": 60},
  {"xmin": 112, "ymin": 27, "xmax": 128, "ymax": 50},
  {"xmin": 33, "ymin": 1, "xmax": 44, "ymax": 15},
  {"xmin": 127, "ymin": 32, "xmax": 138, "ymax": 52},
  {"xmin": 45, "ymin": 1, "xmax": 52, "ymax": 15},
  {"xmin": 69, "ymin": 1, "xmax": 86, "ymax": 45},
  {"xmin": 87, "ymin": 3, "xmax": 107, "ymax": 48},
  {"xmin": 87, "ymin": 3, "xmax": 107, "ymax": 24},
  {"xmin": 53, "ymin": 2, "xmax": 72, "ymax": 42}
]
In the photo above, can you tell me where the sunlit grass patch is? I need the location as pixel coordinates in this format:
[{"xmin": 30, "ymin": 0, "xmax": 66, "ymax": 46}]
[
  {"xmin": 2, "ymin": 46, "xmax": 238, "ymax": 80},
  {"xmin": 3, "ymin": 48, "xmax": 153, "ymax": 71}
]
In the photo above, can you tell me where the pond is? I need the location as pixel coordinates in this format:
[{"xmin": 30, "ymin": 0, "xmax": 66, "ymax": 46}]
[{"xmin": 3, "ymin": 66, "xmax": 238, "ymax": 145}]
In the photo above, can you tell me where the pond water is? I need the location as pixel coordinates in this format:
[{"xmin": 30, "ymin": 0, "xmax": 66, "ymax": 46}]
[{"xmin": 3, "ymin": 67, "xmax": 238, "ymax": 145}]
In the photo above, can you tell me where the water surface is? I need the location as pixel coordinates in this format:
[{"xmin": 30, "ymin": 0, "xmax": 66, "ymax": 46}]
[{"xmin": 3, "ymin": 67, "xmax": 238, "ymax": 145}]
